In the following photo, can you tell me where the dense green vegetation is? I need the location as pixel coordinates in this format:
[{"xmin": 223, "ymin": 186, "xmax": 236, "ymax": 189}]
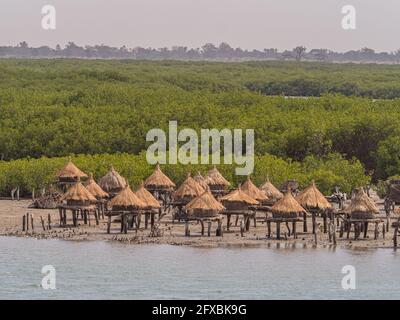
[{"xmin": 0, "ymin": 59, "xmax": 400, "ymax": 195}]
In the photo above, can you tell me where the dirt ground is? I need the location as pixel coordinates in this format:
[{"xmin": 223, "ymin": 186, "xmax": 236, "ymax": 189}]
[{"xmin": 0, "ymin": 194, "xmax": 398, "ymax": 250}]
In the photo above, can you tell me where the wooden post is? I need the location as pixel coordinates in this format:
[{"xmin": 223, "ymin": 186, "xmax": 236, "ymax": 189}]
[
  {"xmin": 312, "ymin": 212, "xmax": 316, "ymax": 234},
  {"xmin": 26, "ymin": 213, "xmax": 30, "ymax": 231},
  {"xmin": 58, "ymin": 208, "xmax": 63, "ymax": 226},
  {"xmin": 207, "ymin": 221, "xmax": 211, "ymax": 237},
  {"xmin": 216, "ymin": 220, "xmax": 223, "ymax": 237},
  {"xmin": 63, "ymin": 209, "xmax": 67, "ymax": 226},
  {"xmin": 22, "ymin": 215, "xmax": 26, "ymax": 231},
  {"xmin": 347, "ymin": 221, "xmax": 351, "ymax": 239},
  {"xmin": 364, "ymin": 222, "xmax": 368, "ymax": 239},
  {"xmin": 200, "ymin": 220, "xmax": 205, "ymax": 236},
  {"xmin": 253, "ymin": 215, "xmax": 257, "ymax": 228},
  {"xmin": 394, "ymin": 225, "xmax": 398, "ymax": 249},
  {"xmin": 374, "ymin": 222, "xmax": 378, "ymax": 240},
  {"xmin": 285, "ymin": 221, "xmax": 291, "ymax": 237},
  {"xmin": 240, "ymin": 220, "xmax": 244, "ymax": 237},
  {"xmin": 235, "ymin": 214, "xmax": 239, "ymax": 226},
  {"xmin": 145, "ymin": 213, "xmax": 149, "ymax": 229},
  {"xmin": 332, "ymin": 223, "xmax": 337, "ymax": 245},
  {"xmin": 303, "ymin": 212, "xmax": 307, "ymax": 233},
  {"xmin": 383, "ymin": 224, "xmax": 386, "ymax": 239},
  {"xmin": 245, "ymin": 215, "xmax": 251, "ymax": 231},
  {"xmin": 185, "ymin": 221, "xmax": 190, "ymax": 237},
  {"xmin": 339, "ymin": 221, "xmax": 344, "ymax": 238},
  {"xmin": 267, "ymin": 220, "xmax": 271, "ymax": 238},
  {"xmin": 328, "ymin": 221, "xmax": 332, "ymax": 242},
  {"xmin": 151, "ymin": 213, "xmax": 155, "ymax": 228},
  {"xmin": 95, "ymin": 209, "xmax": 99, "ymax": 226},
  {"xmin": 40, "ymin": 216, "xmax": 46, "ymax": 231},
  {"xmin": 276, "ymin": 222, "xmax": 281, "ymax": 240},
  {"xmin": 107, "ymin": 215, "xmax": 111, "ymax": 234},
  {"xmin": 48, "ymin": 214, "xmax": 51, "ymax": 230},
  {"xmin": 323, "ymin": 214, "xmax": 327, "ymax": 234},
  {"xmin": 84, "ymin": 211, "xmax": 88, "ymax": 225},
  {"xmin": 120, "ymin": 214, "xmax": 124, "ymax": 233},
  {"xmin": 292, "ymin": 220, "xmax": 297, "ymax": 239},
  {"xmin": 30, "ymin": 214, "xmax": 34, "ymax": 232},
  {"xmin": 227, "ymin": 214, "xmax": 231, "ymax": 231}
]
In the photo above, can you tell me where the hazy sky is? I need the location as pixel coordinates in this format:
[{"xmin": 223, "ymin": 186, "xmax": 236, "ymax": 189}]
[{"xmin": 0, "ymin": 0, "xmax": 398, "ymax": 51}]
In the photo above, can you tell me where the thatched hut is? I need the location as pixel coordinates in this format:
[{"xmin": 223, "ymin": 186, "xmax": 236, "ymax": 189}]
[
  {"xmin": 135, "ymin": 181, "xmax": 161, "ymax": 229},
  {"xmin": 220, "ymin": 186, "xmax": 259, "ymax": 231},
  {"xmin": 107, "ymin": 185, "xmax": 147, "ymax": 234},
  {"xmin": 344, "ymin": 188, "xmax": 379, "ymax": 220},
  {"xmin": 193, "ymin": 172, "xmax": 208, "ymax": 190},
  {"xmin": 98, "ymin": 166, "xmax": 127, "ymax": 197},
  {"xmin": 295, "ymin": 180, "xmax": 332, "ymax": 233},
  {"xmin": 268, "ymin": 191, "xmax": 306, "ymax": 239},
  {"xmin": 58, "ymin": 178, "xmax": 97, "ymax": 227},
  {"xmin": 173, "ymin": 173, "xmax": 205, "ymax": 205},
  {"xmin": 184, "ymin": 189, "xmax": 225, "ymax": 236},
  {"xmin": 260, "ymin": 177, "xmax": 283, "ymax": 201},
  {"xmin": 204, "ymin": 166, "xmax": 231, "ymax": 196},
  {"xmin": 57, "ymin": 158, "xmax": 88, "ymax": 190},
  {"xmin": 144, "ymin": 164, "xmax": 176, "ymax": 205},
  {"xmin": 241, "ymin": 176, "xmax": 269, "ymax": 205}
]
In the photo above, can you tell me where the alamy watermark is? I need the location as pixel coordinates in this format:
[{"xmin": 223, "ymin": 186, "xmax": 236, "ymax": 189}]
[
  {"xmin": 341, "ymin": 265, "xmax": 356, "ymax": 290},
  {"xmin": 41, "ymin": 265, "xmax": 56, "ymax": 290},
  {"xmin": 41, "ymin": 5, "xmax": 56, "ymax": 30},
  {"xmin": 146, "ymin": 121, "xmax": 254, "ymax": 175},
  {"xmin": 341, "ymin": 5, "xmax": 356, "ymax": 30}
]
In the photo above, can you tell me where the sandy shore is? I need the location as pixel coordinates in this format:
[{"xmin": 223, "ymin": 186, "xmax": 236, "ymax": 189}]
[{"xmin": 0, "ymin": 199, "xmax": 397, "ymax": 249}]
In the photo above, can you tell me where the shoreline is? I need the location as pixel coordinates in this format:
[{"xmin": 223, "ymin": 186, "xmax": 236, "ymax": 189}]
[{"xmin": 0, "ymin": 200, "xmax": 396, "ymax": 250}]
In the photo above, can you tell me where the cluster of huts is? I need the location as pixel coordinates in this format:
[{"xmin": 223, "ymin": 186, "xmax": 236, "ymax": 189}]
[{"xmin": 51, "ymin": 158, "xmax": 398, "ymax": 245}]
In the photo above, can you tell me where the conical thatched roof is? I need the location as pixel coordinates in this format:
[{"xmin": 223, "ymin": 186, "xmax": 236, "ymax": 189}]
[
  {"xmin": 193, "ymin": 172, "xmax": 208, "ymax": 189},
  {"xmin": 85, "ymin": 173, "xmax": 109, "ymax": 199},
  {"xmin": 344, "ymin": 188, "xmax": 379, "ymax": 216},
  {"xmin": 109, "ymin": 185, "xmax": 147, "ymax": 210},
  {"xmin": 135, "ymin": 181, "xmax": 161, "ymax": 209},
  {"xmin": 144, "ymin": 164, "xmax": 176, "ymax": 189},
  {"xmin": 241, "ymin": 176, "xmax": 269, "ymax": 202},
  {"xmin": 185, "ymin": 189, "xmax": 225, "ymax": 212},
  {"xmin": 271, "ymin": 191, "xmax": 306, "ymax": 217},
  {"xmin": 62, "ymin": 179, "xmax": 96, "ymax": 202},
  {"xmin": 220, "ymin": 186, "xmax": 259, "ymax": 205},
  {"xmin": 204, "ymin": 166, "xmax": 231, "ymax": 187},
  {"xmin": 174, "ymin": 173, "xmax": 205, "ymax": 200},
  {"xmin": 295, "ymin": 180, "xmax": 331, "ymax": 210},
  {"xmin": 98, "ymin": 166, "xmax": 127, "ymax": 193},
  {"xmin": 58, "ymin": 158, "xmax": 88, "ymax": 179},
  {"xmin": 260, "ymin": 177, "xmax": 283, "ymax": 200}
]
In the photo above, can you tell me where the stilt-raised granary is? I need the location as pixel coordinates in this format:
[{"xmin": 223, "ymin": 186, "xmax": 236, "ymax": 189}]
[
  {"xmin": 107, "ymin": 185, "xmax": 147, "ymax": 234},
  {"xmin": 241, "ymin": 176, "xmax": 270, "ymax": 205},
  {"xmin": 135, "ymin": 181, "xmax": 161, "ymax": 229},
  {"xmin": 98, "ymin": 166, "xmax": 127, "ymax": 197},
  {"xmin": 259, "ymin": 176, "xmax": 283, "ymax": 202},
  {"xmin": 183, "ymin": 189, "xmax": 225, "ymax": 237},
  {"xmin": 85, "ymin": 173, "xmax": 109, "ymax": 220},
  {"xmin": 220, "ymin": 186, "xmax": 259, "ymax": 231},
  {"xmin": 295, "ymin": 180, "xmax": 332, "ymax": 234},
  {"xmin": 144, "ymin": 164, "xmax": 176, "ymax": 206},
  {"xmin": 342, "ymin": 188, "xmax": 381, "ymax": 240},
  {"xmin": 204, "ymin": 166, "xmax": 231, "ymax": 197},
  {"xmin": 267, "ymin": 191, "xmax": 306, "ymax": 239},
  {"xmin": 57, "ymin": 158, "xmax": 88, "ymax": 191},
  {"xmin": 58, "ymin": 178, "xmax": 97, "ymax": 227},
  {"xmin": 193, "ymin": 171, "xmax": 208, "ymax": 190}
]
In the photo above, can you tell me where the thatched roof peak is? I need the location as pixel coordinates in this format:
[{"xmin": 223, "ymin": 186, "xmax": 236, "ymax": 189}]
[
  {"xmin": 344, "ymin": 188, "xmax": 379, "ymax": 215},
  {"xmin": 184, "ymin": 189, "xmax": 225, "ymax": 212},
  {"xmin": 135, "ymin": 181, "xmax": 161, "ymax": 209},
  {"xmin": 98, "ymin": 166, "xmax": 127, "ymax": 193},
  {"xmin": 62, "ymin": 180, "xmax": 96, "ymax": 202},
  {"xmin": 109, "ymin": 185, "xmax": 147, "ymax": 210},
  {"xmin": 174, "ymin": 173, "xmax": 205, "ymax": 200},
  {"xmin": 220, "ymin": 186, "xmax": 259, "ymax": 205},
  {"xmin": 85, "ymin": 173, "xmax": 109, "ymax": 199},
  {"xmin": 144, "ymin": 165, "xmax": 176, "ymax": 189},
  {"xmin": 295, "ymin": 180, "xmax": 332, "ymax": 210},
  {"xmin": 241, "ymin": 176, "xmax": 269, "ymax": 201},
  {"xmin": 260, "ymin": 176, "xmax": 283, "ymax": 200},
  {"xmin": 271, "ymin": 191, "xmax": 306, "ymax": 216},
  {"xmin": 205, "ymin": 166, "xmax": 231, "ymax": 187},
  {"xmin": 193, "ymin": 171, "xmax": 208, "ymax": 189},
  {"xmin": 58, "ymin": 158, "xmax": 88, "ymax": 179}
]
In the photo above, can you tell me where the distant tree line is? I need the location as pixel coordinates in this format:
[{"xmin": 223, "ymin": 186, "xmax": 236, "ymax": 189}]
[{"xmin": 2, "ymin": 42, "xmax": 400, "ymax": 63}]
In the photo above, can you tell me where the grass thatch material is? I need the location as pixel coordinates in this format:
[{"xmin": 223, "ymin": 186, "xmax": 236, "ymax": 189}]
[
  {"xmin": 85, "ymin": 173, "xmax": 109, "ymax": 199},
  {"xmin": 344, "ymin": 188, "xmax": 379, "ymax": 219},
  {"xmin": 271, "ymin": 191, "xmax": 306, "ymax": 218},
  {"xmin": 109, "ymin": 185, "xmax": 147, "ymax": 211},
  {"xmin": 99, "ymin": 166, "xmax": 127, "ymax": 194},
  {"xmin": 295, "ymin": 180, "xmax": 331, "ymax": 211},
  {"xmin": 193, "ymin": 172, "xmax": 208, "ymax": 189},
  {"xmin": 220, "ymin": 186, "xmax": 259, "ymax": 210},
  {"xmin": 62, "ymin": 179, "xmax": 97, "ymax": 205},
  {"xmin": 260, "ymin": 177, "xmax": 283, "ymax": 200},
  {"xmin": 144, "ymin": 164, "xmax": 176, "ymax": 190},
  {"xmin": 135, "ymin": 181, "xmax": 161, "ymax": 209},
  {"xmin": 204, "ymin": 166, "xmax": 231, "ymax": 188},
  {"xmin": 185, "ymin": 189, "xmax": 225, "ymax": 218},
  {"xmin": 174, "ymin": 173, "xmax": 205, "ymax": 201},
  {"xmin": 241, "ymin": 177, "xmax": 269, "ymax": 202},
  {"xmin": 58, "ymin": 158, "xmax": 88, "ymax": 179}
]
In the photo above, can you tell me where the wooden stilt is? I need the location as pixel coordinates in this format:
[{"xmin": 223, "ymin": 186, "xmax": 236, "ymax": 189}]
[
  {"xmin": 292, "ymin": 221, "xmax": 297, "ymax": 239},
  {"xmin": 48, "ymin": 214, "xmax": 51, "ymax": 230},
  {"xmin": 364, "ymin": 222, "xmax": 368, "ymax": 239},
  {"xmin": 22, "ymin": 215, "xmax": 26, "ymax": 231},
  {"xmin": 227, "ymin": 214, "xmax": 231, "ymax": 231},
  {"xmin": 303, "ymin": 212, "xmax": 307, "ymax": 233},
  {"xmin": 267, "ymin": 221, "xmax": 271, "ymax": 238},
  {"xmin": 150, "ymin": 213, "xmax": 155, "ymax": 228},
  {"xmin": 185, "ymin": 221, "xmax": 190, "ymax": 237},
  {"xmin": 200, "ymin": 220, "xmax": 204, "ymax": 236},
  {"xmin": 276, "ymin": 222, "xmax": 281, "ymax": 240},
  {"xmin": 240, "ymin": 220, "xmax": 244, "ymax": 237},
  {"xmin": 207, "ymin": 221, "xmax": 211, "ymax": 237},
  {"xmin": 107, "ymin": 215, "xmax": 111, "ymax": 234},
  {"xmin": 323, "ymin": 214, "xmax": 327, "ymax": 233},
  {"xmin": 394, "ymin": 225, "xmax": 398, "ymax": 249},
  {"xmin": 145, "ymin": 213, "xmax": 149, "ymax": 229},
  {"xmin": 312, "ymin": 212, "xmax": 316, "ymax": 234}
]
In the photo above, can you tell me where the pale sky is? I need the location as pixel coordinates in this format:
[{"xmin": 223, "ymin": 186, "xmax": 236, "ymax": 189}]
[{"xmin": 0, "ymin": 0, "xmax": 398, "ymax": 52}]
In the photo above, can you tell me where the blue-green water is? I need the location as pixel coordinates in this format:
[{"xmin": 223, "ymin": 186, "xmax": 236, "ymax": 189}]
[{"xmin": 0, "ymin": 237, "xmax": 399, "ymax": 299}]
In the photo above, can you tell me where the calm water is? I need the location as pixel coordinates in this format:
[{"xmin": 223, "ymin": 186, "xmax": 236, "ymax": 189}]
[{"xmin": 0, "ymin": 237, "xmax": 399, "ymax": 300}]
